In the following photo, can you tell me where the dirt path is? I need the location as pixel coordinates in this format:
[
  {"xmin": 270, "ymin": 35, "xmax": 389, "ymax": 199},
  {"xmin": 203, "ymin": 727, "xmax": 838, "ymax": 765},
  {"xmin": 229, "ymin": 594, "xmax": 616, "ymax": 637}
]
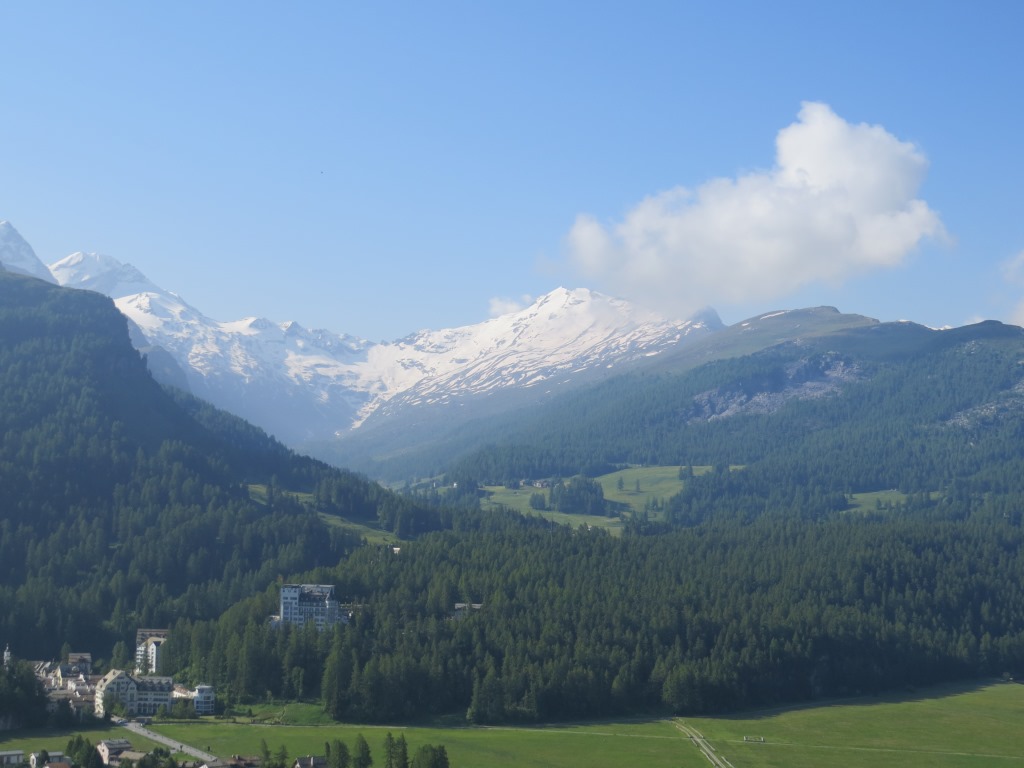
[
  {"xmin": 121, "ymin": 721, "xmax": 219, "ymax": 763},
  {"xmin": 674, "ymin": 720, "xmax": 735, "ymax": 768}
]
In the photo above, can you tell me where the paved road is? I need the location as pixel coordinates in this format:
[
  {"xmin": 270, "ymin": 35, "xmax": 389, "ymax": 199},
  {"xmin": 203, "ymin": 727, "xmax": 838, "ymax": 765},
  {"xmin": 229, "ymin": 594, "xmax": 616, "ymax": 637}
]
[
  {"xmin": 121, "ymin": 721, "xmax": 219, "ymax": 764},
  {"xmin": 675, "ymin": 719, "xmax": 735, "ymax": 768}
]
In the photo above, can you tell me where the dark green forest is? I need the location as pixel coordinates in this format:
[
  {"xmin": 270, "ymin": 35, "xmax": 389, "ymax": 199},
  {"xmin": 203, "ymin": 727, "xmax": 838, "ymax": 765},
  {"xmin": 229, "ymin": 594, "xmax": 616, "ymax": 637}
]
[
  {"xmin": 0, "ymin": 272, "xmax": 440, "ymax": 663},
  {"xmin": 156, "ymin": 499, "xmax": 1024, "ymax": 722},
  {"xmin": 4, "ymin": 271, "xmax": 1024, "ymax": 727}
]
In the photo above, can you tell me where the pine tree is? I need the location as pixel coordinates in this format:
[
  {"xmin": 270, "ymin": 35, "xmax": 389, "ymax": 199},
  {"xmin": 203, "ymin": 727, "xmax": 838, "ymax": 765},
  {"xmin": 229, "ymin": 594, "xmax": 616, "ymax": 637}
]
[
  {"xmin": 352, "ymin": 734, "xmax": 372, "ymax": 768},
  {"xmin": 394, "ymin": 735, "xmax": 408, "ymax": 768}
]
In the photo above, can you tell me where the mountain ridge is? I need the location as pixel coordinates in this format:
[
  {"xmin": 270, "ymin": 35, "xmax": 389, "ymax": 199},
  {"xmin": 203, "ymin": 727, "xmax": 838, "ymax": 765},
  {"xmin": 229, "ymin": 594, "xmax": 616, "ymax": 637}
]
[
  {"xmin": 0, "ymin": 217, "xmax": 720, "ymax": 447},
  {"xmin": 10, "ymin": 220, "xmax": 1020, "ymax": 483},
  {"xmin": 0, "ymin": 220, "xmax": 57, "ymax": 283}
]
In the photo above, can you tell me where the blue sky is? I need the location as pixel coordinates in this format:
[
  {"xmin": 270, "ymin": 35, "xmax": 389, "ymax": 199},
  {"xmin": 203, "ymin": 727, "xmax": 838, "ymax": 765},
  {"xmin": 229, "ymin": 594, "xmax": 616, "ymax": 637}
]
[{"xmin": 2, "ymin": 1, "xmax": 1023, "ymax": 340}]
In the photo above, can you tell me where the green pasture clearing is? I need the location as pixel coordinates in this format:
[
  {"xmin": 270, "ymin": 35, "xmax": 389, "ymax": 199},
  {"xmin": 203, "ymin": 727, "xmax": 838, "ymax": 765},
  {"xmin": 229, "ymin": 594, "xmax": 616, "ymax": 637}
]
[
  {"xmin": 316, "ymin": 512, "xmax": 396, "ymax": 546},
  {"xmin": 847, "ymin": 488, "xmax": 909, "ymax": 512},
  {"xmin": 686, "ymin": 680, "xmax": 1024, "ymax": 768},
  {"xmin": 479, "ymin": 487, "xmax": 625, "ymax": 533},
  {"xmin": 247, "ymin": 484, "xmax": 315, "ymax": 506},
  {"xmin": 480, "ymin": 488, "xmax": 625, "ymax": 533},
  {"xmin": 482, "ymin": 465, "xmax": 708, "ymax": 529},
  {"xmin": 597, "ymin": 465, "xmax": 704, "ymax": 514},
  {"xmin": 521, "ymin": 508, "xmax": 625, "ymax": 533},
  {"xmin": 479, "ymin": 486, "xmax": 543, "ymax": 515},
  {"xmin": 248, "ymin": 483, "xmax": 395, "ymax": 545},
  {"xmin": 151, "ymin": 718, "xmax": 694, "ymax": 768},
  {"xmin": 847, "ymin": 489, "xmax": 941, "ymax": 513}
]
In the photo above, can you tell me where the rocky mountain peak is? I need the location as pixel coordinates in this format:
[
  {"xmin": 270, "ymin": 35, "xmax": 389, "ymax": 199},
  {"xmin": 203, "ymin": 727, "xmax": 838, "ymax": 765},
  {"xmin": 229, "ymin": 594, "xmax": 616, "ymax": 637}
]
[{"xmin": 0, "ymin": 221, "xmax": 56, "ymax": 283}]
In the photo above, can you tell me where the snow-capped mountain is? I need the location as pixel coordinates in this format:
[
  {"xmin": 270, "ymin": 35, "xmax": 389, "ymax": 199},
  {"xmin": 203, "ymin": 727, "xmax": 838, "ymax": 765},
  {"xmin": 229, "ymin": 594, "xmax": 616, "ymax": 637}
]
[
  {"xmin": 49, "ymin": 250, "xmax": 163, "ymax": 296},
  {"xmin": 0, "ymin": 219, "xmax": 717, "ymax": 449},
  {"xmin": 366, "ymin": 288, "xmax": 716, "ymax": 419},
  {"xmin": 48, "ymin": 249, "xmax": 376, "ymax": 444},
  {"xmin": 0, "ymin": 221, "xmax": 57, "ymax": 283},
  {"xmin": 53, "ymin": 261, "xmax": 716, "ymax": 445}
]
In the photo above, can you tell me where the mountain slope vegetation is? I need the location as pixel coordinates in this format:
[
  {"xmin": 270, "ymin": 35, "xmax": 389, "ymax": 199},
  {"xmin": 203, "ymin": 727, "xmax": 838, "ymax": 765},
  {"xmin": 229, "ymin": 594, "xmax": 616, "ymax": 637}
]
[
  {"xmin": 450, "ymin": 318, "xmax": 1024, "ymax": 494},
  {"xmin": 155, "ymin": 318, "xmax": 1024, "ymax": 723},
  {"xmin": 311, "ymin": 307, "xmax": 922, "ymax": 482},
  {"xmin": 5, "ymin": 270, "xmax": 1024, "ymax": 727},
  {"xmin": 0, "ymin": 272, "xmax": 438, "ymax": 660}
]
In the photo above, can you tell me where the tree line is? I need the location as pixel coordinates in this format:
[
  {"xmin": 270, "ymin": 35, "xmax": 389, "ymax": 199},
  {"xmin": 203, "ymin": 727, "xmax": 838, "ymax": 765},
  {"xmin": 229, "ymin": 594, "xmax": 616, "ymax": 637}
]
[{"xmin": 159, "ymin": 499, "xmax": 1024, "ymax": 722}]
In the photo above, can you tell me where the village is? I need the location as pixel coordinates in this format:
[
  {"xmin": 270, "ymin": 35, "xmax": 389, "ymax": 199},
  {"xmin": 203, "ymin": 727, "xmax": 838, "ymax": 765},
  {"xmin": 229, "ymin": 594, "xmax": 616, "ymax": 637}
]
[
  {"xmin": 6, "ymin": 630, "xmax": 215, "ymax": 726},
  {"xmin": 0, "ymin": 627, "xmax": 216, "ymax": 768},
  {"xmin": 0, "ymin": 585, "xmax": 360, "ymax": 768}
]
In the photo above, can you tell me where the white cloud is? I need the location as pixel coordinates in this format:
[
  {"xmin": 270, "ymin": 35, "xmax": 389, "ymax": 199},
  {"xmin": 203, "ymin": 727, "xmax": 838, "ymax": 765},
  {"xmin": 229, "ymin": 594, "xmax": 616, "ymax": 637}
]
[
  {"xmin": 489, "ymin": 294, "xmax": 533, "ymax": 317},
  {"xmin": 566, "ymin": 102, "xmax": 947, "ymax": 318}
]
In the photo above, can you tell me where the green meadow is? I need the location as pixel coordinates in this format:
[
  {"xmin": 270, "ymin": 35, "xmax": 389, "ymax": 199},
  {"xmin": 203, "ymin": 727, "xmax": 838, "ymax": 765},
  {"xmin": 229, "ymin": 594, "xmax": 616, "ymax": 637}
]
[
  {"xmin": 479, "ymin": 486, "xmax": 625, "ymax": 532},
  {"xmin": 486, "ymin": 470, "xmax": 942, "ymax": 531},
  {"xmin": 481, "ymin": 465, "xmax": 704, "ymax": 531},
  {"xmin": 8, "ymin": 681, "xmax": 1019, "ymax": 768},
  {"xmin": 138, "ymin": 718, "xmax": 692, "ymax": 768},
  {"xmin": 595, "ymin": 465, "xmax": 703, "ymax": 514},
  {"xmin": 316, "ymin": 512, "xmax": 397, "ymax": 546},
  {"xmin": 688, "ymin": 680, "xmax": 1024, "ymax": 768},
  {"xmin": 847, "ymin": 487, "xmax": 909, "ymax": 512}
]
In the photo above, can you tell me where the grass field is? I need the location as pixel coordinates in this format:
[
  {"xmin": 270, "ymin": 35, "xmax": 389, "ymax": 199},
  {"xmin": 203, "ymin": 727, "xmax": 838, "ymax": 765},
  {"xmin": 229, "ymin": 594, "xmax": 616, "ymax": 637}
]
[
  {"xmin": 247, "ymin": 484, "xmax": 315, "ymax": 507},
  {"xmin": 846, "ymin": 489, "xmax": 943, "ymax": 514},
  {"xmin": 316, "ymin": 512, "xmax": 397, "ymax": 546},
  {"xmin": 146, "ymin": 718, "xmax": 693, "ymax": 768},
  {"xmin": 479, "ymin": 486, "xmax": 626, "ymax": 533},
  {"xmin": 8, "ymin": 681, "xmax": 1018, "ymax": 768},
  {"xmin": 481, "ymin": 465, "xmax": 706, "ymax": 532},
  {"xmin": 596, "ymin": 465, "xmax": 703, "ymax": 514},
  {"xmin": 686, "ymin": 680, "xmax": 1024, "ymax": 768},
  {"xmin": 847, "ymin": 488, "xmax": 909, "ymax": 512}
]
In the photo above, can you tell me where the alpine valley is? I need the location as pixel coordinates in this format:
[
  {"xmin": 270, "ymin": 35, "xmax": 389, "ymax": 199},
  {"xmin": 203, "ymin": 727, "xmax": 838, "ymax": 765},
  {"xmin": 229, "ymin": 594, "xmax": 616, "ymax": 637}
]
[
  {"xmin": 3, "ymin": 220, "xmax": 726, "ymax": 474},
  {"xmin": 0, "ymin": 221, "xmax": 896, "ymax": 480},
  {"xmin": 3, "ymin": 219, "xmax": 1024, "ymax": 732}
]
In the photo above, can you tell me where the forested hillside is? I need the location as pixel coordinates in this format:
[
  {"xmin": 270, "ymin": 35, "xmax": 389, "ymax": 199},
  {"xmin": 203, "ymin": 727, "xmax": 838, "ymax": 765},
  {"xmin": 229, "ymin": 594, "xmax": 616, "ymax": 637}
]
[
  {"xmin": 6, "ymin": 269, "xmax": 1024, "ymax": 726},
  {"xmin": 0, "ymin": 272, "xmax": 439, "ymax": 660},
  {"xmin": 157, "ymin": 501, "xmax": 1024, "ymax": 722},
  {"xmin": 450, "ymin": 320, "xmax": 1024, "ymax": 493}
]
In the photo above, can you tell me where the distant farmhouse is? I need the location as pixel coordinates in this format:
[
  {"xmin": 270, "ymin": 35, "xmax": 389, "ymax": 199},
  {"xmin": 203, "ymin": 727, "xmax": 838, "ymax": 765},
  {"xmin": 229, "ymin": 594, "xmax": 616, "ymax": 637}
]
[
  {"xmin": 278, "ymin": 584, "xmax": 343, "ymax": 630},
  {"xmin": 96, "ymin": 740, "xmax": 133, "ymax": 765}
]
